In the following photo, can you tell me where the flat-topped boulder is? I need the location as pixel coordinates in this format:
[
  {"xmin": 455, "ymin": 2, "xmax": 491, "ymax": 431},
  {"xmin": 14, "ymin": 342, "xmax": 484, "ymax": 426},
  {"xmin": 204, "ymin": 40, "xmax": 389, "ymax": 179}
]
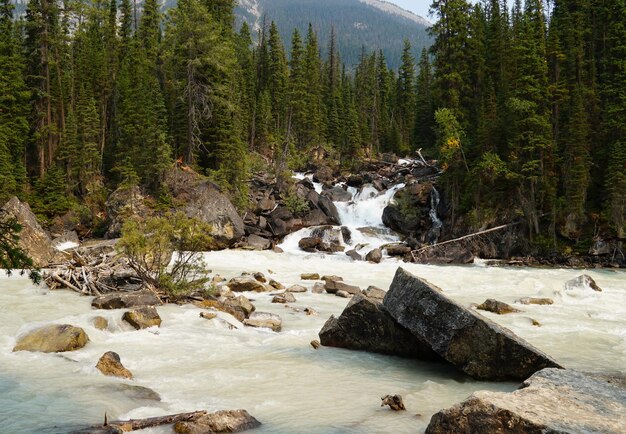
[
  {"xmin": 227, "ymin": 276, "xmax": 269, "ymax": 292},
  {"xmin": 384, "ymin": 268, "xmax": 562, "ymax": 380},
  {"xmin": 174, "ymin": 409, "xmax": 261, "ymax": 434},
  {"xmin": 319, "ymin": 294, "xmax": 440, "ymax": 360},
  {"xmin": 13, "ymin": 324, "xmax": 89, "ymax": 353},
  {"xmin": 92, "ymin": 290, "xmax": 162, "ymax": 310},
  {"xmin": 123, "ymin": 307, "xmax": 161, "ymax": 329},
  {"xmin": 426, "ymin": 368, "xmax": 626, "ymax": 433},
  {"xmin": 243, "ymin": 312, "xmax": 282, "ymax": 332}
]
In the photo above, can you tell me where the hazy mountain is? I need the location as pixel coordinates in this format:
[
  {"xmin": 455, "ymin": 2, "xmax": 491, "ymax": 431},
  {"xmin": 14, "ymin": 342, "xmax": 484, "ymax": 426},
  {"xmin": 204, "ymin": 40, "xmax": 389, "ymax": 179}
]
[{"xmin": 235, "ymin": 0, "xmax": 431, "ymax": 69}]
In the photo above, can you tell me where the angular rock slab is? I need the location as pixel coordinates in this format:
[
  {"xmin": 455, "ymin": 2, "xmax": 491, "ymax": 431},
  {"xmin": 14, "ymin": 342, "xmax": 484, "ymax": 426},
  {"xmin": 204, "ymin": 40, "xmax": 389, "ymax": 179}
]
[
  {"xmin": 426, "ymin": 368, "xmax": 626, "ymax": 434},
  {"xmin": 13, "ymin": 324, "xmax": 89, "ymax": 353},
  {"xmin": 319, "ymin": 294, "xmax": 440, "ymax": 360},
  {"xmin": 91, "ymin": 290, "xmax": 162, "ymax": 310},
  {"xmin": 384, "ymin": 268, "xmax": 562, "ymax": 380},
  {"xmin": 174, "ymin": 409, "xmax": 261, "ymax": 434}
]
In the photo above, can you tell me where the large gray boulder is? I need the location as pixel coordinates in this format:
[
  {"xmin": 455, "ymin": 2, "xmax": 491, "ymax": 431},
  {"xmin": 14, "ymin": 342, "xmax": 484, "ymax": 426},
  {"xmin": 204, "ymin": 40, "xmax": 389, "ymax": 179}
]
[
  {"xmin": 1, "ymin": 197, "xmax": 58, "ymax": 266},
  {"xmin": 319, "ymin": 294, "xmax": 440, "ymax": 360},
  {"xmin": 384, "ymin": 268, "xmax": 562, "ymax": 380},
  {"xmin": 164, "ymin": 169, "xmax": 244, "ymax": 249},
  {"xmin": 426, "ymin": 368, "xmax": 626, "ymax": 434}
]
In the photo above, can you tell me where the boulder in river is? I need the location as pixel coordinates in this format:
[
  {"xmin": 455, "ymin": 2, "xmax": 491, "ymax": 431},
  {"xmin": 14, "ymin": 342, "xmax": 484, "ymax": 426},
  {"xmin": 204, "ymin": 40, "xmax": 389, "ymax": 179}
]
[
  {"xmin": 93, "ymin": 316, "xmax": 109, "ymax": 330},
  {"xmin": 516, "ymin": 297, "xmax": 554, "ymax": 305},
  {"xmin": 272, "ymin": 292, "xmax": 296, "ymax": 304},
  {"xmin": 365, "ymin": 248, "xmax": 382, "ymax": 263},
  {"xmin": 13, "ymin": 324, "xmax": 89, "ymax": 353},
  {"xmin": 224, "ymin": 295, "xmax": 256, "ymax": 318},
  {"xmin": 325, "ymin": 280, "xmax": 360, "ymax": 295},
  {"xmin": 227, "ymin": 276, "xmax": 269, "ymax": 292},
  {"xmin": 564, "ymin": 274, "xmax": 602, "ymax": 292},
  {"xmin": 286, "ymin": 284, "xmax": 307, "ymax": 293},
  {"xmin": 312, "ymin": 282, "xmax": 325, "ymax": 293},
  {"xmin": 123, "ymin": 307, "xmax": 161, "ymax": 329},
  {"xmin": 301, "ymin": 273, "xmax": 320, "ymax": 280},
  {"xmin": 476, "ymin": 299, "xmax": 521, "ymax": 315},
  {"xmin": 243, "ymin": 312, "xmax": 282, "ymax": 332},
  {"xmin": 96, "ymin": 351, "xmax": 133, "ymax": 379},
  {"xmin": 174, "ymin": 409, "xmax": 261, "ymax": 434},
  {"xmin": 1, "ymin": 196, "xmax": 59, "ymax": 266},
  {"xmin": 345, "ymin": 249, "xmax": 362, "ymax": 261},
  {"xmin": 91, "ymin": 290, "xmax": 162, "ymax": 310},
  {"xmin": 426, "ymin": 368, "xmax": 626, "ymax": 434},
  {"xmin": 384, "ymin": 268, "xmax": 563, "ymax": 380},
  {"xmin": 319, "ymin": 294, "xmax": 440, "ymax": 360},
  {"xmin": 243, "ymin": 234, "xmax": 271, "ymax": 251}
]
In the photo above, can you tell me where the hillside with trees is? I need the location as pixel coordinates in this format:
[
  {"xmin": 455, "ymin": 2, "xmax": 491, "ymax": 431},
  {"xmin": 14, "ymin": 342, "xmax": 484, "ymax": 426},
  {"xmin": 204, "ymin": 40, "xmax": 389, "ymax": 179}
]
[{"xmin": 0, "ymin": 0, "xmax": 624, "ymax": 260}]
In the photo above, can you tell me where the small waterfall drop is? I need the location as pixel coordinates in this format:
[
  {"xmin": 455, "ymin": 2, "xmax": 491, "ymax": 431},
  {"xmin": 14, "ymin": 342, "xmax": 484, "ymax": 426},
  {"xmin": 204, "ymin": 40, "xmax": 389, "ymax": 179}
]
[{"xmin": 428, "ymin": 186, "xmax": 443, "ymax": 244}]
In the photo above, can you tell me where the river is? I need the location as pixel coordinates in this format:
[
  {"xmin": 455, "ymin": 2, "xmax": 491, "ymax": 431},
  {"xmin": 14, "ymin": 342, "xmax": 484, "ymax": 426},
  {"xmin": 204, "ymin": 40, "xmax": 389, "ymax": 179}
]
[{"xmin": 1, "ymin": 175, "xmax": 624, "ymax": 433}]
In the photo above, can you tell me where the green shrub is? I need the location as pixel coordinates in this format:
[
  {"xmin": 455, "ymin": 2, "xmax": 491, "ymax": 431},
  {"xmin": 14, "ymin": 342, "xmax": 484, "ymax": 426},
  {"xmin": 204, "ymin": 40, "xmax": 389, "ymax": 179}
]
[{"xmin": 284, "ymin": 192, "xmax": 310, "ymax": 216}]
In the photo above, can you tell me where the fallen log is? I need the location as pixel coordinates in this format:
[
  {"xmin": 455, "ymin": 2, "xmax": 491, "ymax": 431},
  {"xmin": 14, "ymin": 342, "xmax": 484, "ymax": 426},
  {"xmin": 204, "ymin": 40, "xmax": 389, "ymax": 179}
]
[{"xmin": 107, "ymin": 410, "xmax": 207, "ymax": 431}]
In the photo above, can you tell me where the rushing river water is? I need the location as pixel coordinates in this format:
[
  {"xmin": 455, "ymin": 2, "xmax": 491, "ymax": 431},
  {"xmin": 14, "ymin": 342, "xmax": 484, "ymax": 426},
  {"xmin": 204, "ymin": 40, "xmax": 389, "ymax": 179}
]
[
  {"xmin": 2, "ymin": 176, "xmax": 625, "ymax": 433},
  {"xmin": 1, "ymin": 255, "xmax": 625, "ymax": 433}
]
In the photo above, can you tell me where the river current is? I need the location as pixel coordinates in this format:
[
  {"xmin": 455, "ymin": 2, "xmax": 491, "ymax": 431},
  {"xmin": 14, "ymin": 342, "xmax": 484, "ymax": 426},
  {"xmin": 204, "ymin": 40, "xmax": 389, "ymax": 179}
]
[{"xmin": 1, "ymin": 174, "xmax": 624, "ymax": 433}]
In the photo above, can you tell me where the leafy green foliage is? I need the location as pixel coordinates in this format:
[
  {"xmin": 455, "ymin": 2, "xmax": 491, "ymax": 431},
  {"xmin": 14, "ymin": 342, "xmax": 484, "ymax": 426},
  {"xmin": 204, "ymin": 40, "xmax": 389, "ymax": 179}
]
[
  {"xmin": 0, "ymin": 214, "xmax": 41, "ymax": 283},
  {"xmin": 118, "ymin": 212, "xmax": 213, "ymax": 299}
]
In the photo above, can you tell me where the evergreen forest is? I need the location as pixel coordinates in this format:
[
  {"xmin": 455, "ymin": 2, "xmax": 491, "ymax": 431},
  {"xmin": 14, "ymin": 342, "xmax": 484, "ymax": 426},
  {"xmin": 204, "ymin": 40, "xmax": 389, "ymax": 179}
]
[{"xmin": 0, "ymin": 0, "xmax": 624, "ymax": 255}]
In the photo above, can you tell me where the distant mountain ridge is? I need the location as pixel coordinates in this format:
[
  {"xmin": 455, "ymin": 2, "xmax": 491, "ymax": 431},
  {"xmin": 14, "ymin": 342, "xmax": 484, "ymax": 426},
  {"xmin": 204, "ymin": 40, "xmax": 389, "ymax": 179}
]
[{"xmin": 235, "ymin": 0, "xmax": 431, "ymax": 69}]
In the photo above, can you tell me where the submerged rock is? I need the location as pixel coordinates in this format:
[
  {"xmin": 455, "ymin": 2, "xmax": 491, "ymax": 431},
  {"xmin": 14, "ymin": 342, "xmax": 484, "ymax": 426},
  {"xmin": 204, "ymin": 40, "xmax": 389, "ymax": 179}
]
[
  {"xmin": 174, "ymin": 409, "xmax": 261, "ymax": 434},
  {"xmin": 384, "ymin": 268, "xmax": 562, "ymax": 380},
  {"xmin": 243, "ymin": 312, "xmax": 282, "ymax": 332},
  {"xmin": 96, "ymin": 351, "xmax": 133, "ymax": 379},
  {"xmin": 91, "ymin": 290, "xmax": 162, "ymax": 310},
  {"xmin": 381, "ymin": 394, "xmax": 406, "ymax": 411},
  {"xmin": 13, "ymin": 324, "xmax": 89, "ymax": 353},
  {"xmin": 426, "ymin": 368, "xmax": 626, "ymax": 434},
  {"xmin": 565, "ymin": 274, "xmax": 602, "ymax": 292},
  {"xmin": 300, "ymin": 273, "xmax": 320, "ymax": 280},
  {"xmin": 476, "ymin": 299, "xmax": 521, "ymax": 315},
  {"xmin": 93, "ymin": 316, "xmax": 109, "ymax": 330},
  {"xmin": 319, "ymin": 294, "xmax": 440, "ymax": 360},
  {"xmin": 123, "ymin": 307, "xmax": 161, "ymax": 330},
  {"xmin": 311, "ymin": 282, "xmax": 325, "ymax": 293},
  {"xmin": 516, "ymin": 297, "xmax": 554, "ymax": 305}
]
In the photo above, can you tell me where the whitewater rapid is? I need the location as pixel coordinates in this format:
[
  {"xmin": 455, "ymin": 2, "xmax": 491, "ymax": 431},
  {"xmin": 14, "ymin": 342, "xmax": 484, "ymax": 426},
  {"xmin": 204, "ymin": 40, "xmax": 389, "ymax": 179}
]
[{"xmin": 1, "ymin": 255, "xmax": 625, "ymax": 433}]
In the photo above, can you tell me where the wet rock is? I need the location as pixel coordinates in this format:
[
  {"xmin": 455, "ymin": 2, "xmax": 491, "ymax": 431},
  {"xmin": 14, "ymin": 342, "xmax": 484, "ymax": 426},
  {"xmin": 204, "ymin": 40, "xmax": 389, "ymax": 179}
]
[
  {"xmin": 304, "ymin": 307, "xmax": 318, "ymax": 316},
  {"xmin": 325, "ymin": 280, "xmax": 361, "ymax": 295},
  {"xmin": 312, "ymin": 282, "xmax": 325, "ymax": 294},
  {"xmin": 174, "ymin": 409, "xmax": 261, "ymax": 434},
  {"xmin": 301, "ymin": 273, "xmax": 320, "ymax": 280},
  {"xmin": 414, "ymin": 245, "xmax": 475, "ymax": 265},
  {"xmin": 381, "ymin": 395, "xmax": 406, "ymax": 411},
  {"xmin": 243, "ymin": 312, "xmax": 282, "ymax": 332},
  {"xmin": 516, "ymin": 297, "xmax": 554, "ymax": 305},
  {"xmin": 310, "ymin": 340, "xmax": 321, "ymax": 349},
  {"xmin": 272, "ymin": 246, "xmax": 284, "ymax": 253},
  {"xmin": 96, "ymin": 351, "xmax": 133, "ymax": 379},
  {"xmin": 340, "ymin": 226, "xmax": 352, "ymax": 244},
  {"xmin": 196, "ymin": 299, "xmax": 246, "ymax": 322},
  {"xmin": 345, "ymin": 249, "xmax": 362, "ymax": 261},
  {"xmin": 92, "ymin": 290, "xmax": 162, "ymax": 310},
  {"xmin": 319, "ymin": 294, "xmax": 439, "ymax": 359},
  {"xmin": 100, "ymin": 383, "xmax": 161, "ymax": 401},
  {"xmin": 272, "ymin": 292, "xmax": 296, "ymax": 304},
  {"xmin": 476, "ymin": 299, "xmax": 521, "ymax": 315},
  {"xmin": 93, "ymin": 316, "xmax": 108, "ymax": 330},
  {"xmin": 13, "ymin": 324, "xmax": 89, "ymax": 353},
  {"xmin": 384, "ymin": 268, "xmax": 563, "ymax": 380},
  {"xmin": 321, "ymin": 186, "xmax": 352, "ymax": 202},
  {"xmin": 322, "ymin": 275, "xmax": 343, "ymax": 282},
  {"xmin": 72, "ymin": 425, "xmax": 123, "ymax": 434},
  {"xmin": 299, "ymin": 236, "xmax": 322, "ymax": 252},
  {"xmin": 426, "ymin": 368, "xmax": 626, "ymax": 434},
  {"xmin": 335, "ymin": 290, "xmax": 352, "ymax": 298},
  {"xmin": 384, "ymin": 243, "xmax": 412, "ymax": 256},
  {"xmin": 268, "ymin": 279, "xmax": 284, "ymax": 290},
  {"xmin": 200, "ymin": 312, "xmax": 217, "ymax": 320},
  {"xmin": 365, "ymin": 248, "xmax": 383, "ymax": 263},
  {"xmin": 362, "ymin": 286, "xmax": 386, "ymax": 300},
  {"xmin": 565, "ymin": 274, "xmax": 602, "ymax": 292},
  {"xmin": 252, "ymin": 272, "xmax": 266, "ymax": 283},
  {"xmin": 286, "ymin": 284, "xmax": 307, "ymax": 293},
  {"xmin": 244, "ymin": 235, "xmax": 271, "ymax": 251},
  {"xmin": 122, "ymin": 307, "xmax": 161, "ymax": 330},
  {"xmin": 1, "ymin": 197, "xmax": 58, "ymax": 266},
  {"xmin": 224, "ymin": 296, "xmax": 256, "ymax": 318},
  {"xmin": 227, "ymin": 276, "xmax": 269, "ymax": 292}
]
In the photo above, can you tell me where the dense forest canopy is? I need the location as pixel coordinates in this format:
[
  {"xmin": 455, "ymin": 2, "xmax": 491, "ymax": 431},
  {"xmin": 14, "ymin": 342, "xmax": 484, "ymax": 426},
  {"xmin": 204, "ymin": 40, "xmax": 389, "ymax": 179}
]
[{"xmin": 0, "ymin": 0, "xmax": 624, "ymax": 254}]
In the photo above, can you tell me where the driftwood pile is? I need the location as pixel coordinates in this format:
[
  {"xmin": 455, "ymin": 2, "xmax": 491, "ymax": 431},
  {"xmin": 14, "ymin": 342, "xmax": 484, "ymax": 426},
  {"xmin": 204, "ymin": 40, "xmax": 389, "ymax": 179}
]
[{"xmin": 44, "ymin": 247, "xmax": 141, "ymax": 297}]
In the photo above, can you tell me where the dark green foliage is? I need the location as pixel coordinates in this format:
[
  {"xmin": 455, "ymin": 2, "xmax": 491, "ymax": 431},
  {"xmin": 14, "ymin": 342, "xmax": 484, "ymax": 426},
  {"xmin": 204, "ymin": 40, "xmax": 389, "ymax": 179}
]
[{"xmin": 0, "ymin": 214, "xmax": 41, "ymax": 283}]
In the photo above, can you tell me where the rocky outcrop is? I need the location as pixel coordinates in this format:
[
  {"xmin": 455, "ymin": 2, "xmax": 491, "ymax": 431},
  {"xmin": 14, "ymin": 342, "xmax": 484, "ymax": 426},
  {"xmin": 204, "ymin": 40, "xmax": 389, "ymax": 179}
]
[
  {"xmin": 1, "ymin": 197, "xmax": 59, "ymax": 266},
  {"xmin": 319, "ymin": 294, "xmax": 440, "ymax": 360},
  {"xmin": 123, "ymin": 307, "xmax": 161, "ymax": 329},
  {"xmin": 13, "ymin": 324, "xmax": 89, "ymax": 353},
  {"xmin": 174, "ymin": 409, "xmax": 261, "ymax": 434},
  {"xmin": 476, "ymin": 299, "xmax": 521, "ymax": 315},
  {"xmin": 321, "ymin": 186, "xmax": 352, "ymax": 202},
  {"xmin": 243, "ymin": 312, "xmax": 282, "ymax": 332},
  {"xmin": 91, "ymin": 290, "xmax": 162, "ymax": 310},
  {"xmin": 164, "ymin": 169, "xmax": 245, "ymax": 249},
  {"xmin": 426, "ymin": 368, "xmax": 626, "ymax": 434},
  {"xmin": 104, "ymin": 186, "xmax": 152, "ymax": 239},
  {"xmin": 382, "ymin": 183, "xmax": 435, "ymax": 236},
  {"xmin": 565, "ymin": 274, "xmax": 602, "ymax": 292},
  {"xmin": 384, "ymin": 268, "xmax": 562, "ymax": 380},
  {"xmin": 96, "ymin": 351, "xmax": 133, "ymax": 379}
]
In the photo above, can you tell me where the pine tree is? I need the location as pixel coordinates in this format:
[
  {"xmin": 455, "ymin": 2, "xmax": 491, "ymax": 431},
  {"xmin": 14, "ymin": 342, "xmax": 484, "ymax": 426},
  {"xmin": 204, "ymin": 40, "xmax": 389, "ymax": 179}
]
[
  {"xmin": 413, "ymin": 48, "xmax": 435, "ymax": 154},
  {"xmin": 396, "ymin": 39, "xmax": 416, "ymax": 152}
]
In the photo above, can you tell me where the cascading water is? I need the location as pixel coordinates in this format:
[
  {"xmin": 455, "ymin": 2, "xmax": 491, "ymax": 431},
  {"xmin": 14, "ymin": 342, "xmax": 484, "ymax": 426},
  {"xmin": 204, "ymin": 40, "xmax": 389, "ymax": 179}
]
[
  {"xmin": 427, "ymin": 186, "xmax": 443, "ymax": 244},
  {"xmin": 279, "ymin": 174, "xmax": 404, "ymax": 255}
]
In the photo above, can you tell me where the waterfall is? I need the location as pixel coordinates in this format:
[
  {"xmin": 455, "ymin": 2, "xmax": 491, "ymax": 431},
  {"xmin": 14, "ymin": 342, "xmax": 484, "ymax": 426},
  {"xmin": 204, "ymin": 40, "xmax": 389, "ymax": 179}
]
[{"xmin": 428, "ymin": 186, "xmax": 443, "ymax": 244}]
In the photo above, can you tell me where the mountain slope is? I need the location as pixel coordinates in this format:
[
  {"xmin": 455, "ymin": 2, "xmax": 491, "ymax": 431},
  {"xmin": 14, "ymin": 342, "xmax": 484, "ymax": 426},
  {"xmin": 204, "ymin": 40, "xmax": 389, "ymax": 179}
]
[{"xmin": 235, "ymin": 0, "xmax": 431, "ymax": 69}]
